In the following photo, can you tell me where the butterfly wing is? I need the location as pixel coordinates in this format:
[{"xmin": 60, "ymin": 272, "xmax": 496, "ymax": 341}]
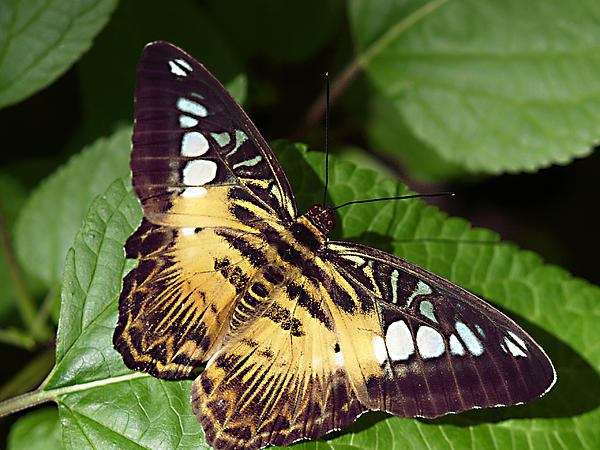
[
  {"xmin": 116, "ymin": 41, "xmax": 556, "ymax": 449},
  {"xmin": 114, "ymin": 42, "xmax": 297, "ymax": 379},
  {"xmin": 322, "ymin": 241, "xmax": 557, "ymax": 418},
  {"xmin": 188, "ymin": 233, "xmax": 556, "ymax": 449},
  {"xmin": 131, "ymin": 42, "xmax": 296, "ymax": 225},
  {"xmin": 191, "ymin": 275, "xmax": 366, "ymax": 449}
]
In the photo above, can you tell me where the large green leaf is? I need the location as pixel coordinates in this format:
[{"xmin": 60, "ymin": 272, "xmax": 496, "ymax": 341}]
[
  {"xmin": 350, "ymin": 0, "xmax": 600, "ymax": 174},
  {"xmin": 0, "ymin": 0, "xmax": 118, "ymax": 109},
  {"xmin": 7, "ymin": 407, "xmax": 62, "ymax": 450},
  {"xmin": 17, "ymin": 144, "xmax": 598, "ymax": 448},
  {"xmin": 366, "ymin": 94, "xmax": 467, "ymax": 182},
  {"xmin": 14, "ymin": 126, "xmax": 131, "ymax": 287}
]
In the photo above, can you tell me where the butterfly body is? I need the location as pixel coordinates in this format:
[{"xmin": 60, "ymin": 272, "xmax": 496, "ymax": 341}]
[{"xmin": 114, "ymin": 42, "xmax": 556, "ymax": 450}]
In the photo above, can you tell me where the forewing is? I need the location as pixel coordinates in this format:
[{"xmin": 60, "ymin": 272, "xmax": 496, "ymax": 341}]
[
  {"xmin": 131, "ymin": 41, "xmax": 296, "ymax": 225},
  {"xmin": 323, "ymin": 241, "xmax": 556, "ymax": 419},
  {"xmin": 114, "ymin": 41, "xmax": 296, "ymax": 378},
  {"xmin": 191, "ymin": 277, "xmax": 365, "ymax": 450}
]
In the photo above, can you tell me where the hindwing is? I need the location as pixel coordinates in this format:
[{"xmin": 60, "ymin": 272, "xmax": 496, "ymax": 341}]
[{"xmin": 191, "ymin": 276, "xmax": 365, "ymax": 449}]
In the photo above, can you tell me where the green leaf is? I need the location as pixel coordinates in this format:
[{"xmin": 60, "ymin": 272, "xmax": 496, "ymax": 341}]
[
  {"xmin": 349, "ymin": 0, "xmax": 600, "ymax": 173},
  {"xmin": 0, "ymin": 0, "xmax": 118, "ymax": 109},
  {"xmin": 52, "ymin": 178, "xmax": 139, "ymax": 369},
  {"xmin": 7, "ymin": 407, "xmax": 62, "ymax": 450},
  {"xmin": 366, "ymin": 94, "xmax": 467, "ymax": 182},
  {"xmin": 333, "ymin": 145, "xmax": 397, "ymax": 180},
  {"xmin": 14, "ymin": 126, "xmax": 131, "ymax": 287},
  {"xmin": 227, "ymin": 73, "xmax": 248, "ymax": 106},
  {"xmin": 42, "ymin": 178, "xmax": 205, "ymax": 448},
  {"xmin": 22, "ymin": 144, "xmax": 597, "ymax": 448}
]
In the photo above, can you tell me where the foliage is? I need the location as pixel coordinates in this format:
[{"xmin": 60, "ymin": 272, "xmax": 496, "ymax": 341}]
[{"xmin": 1, "ymin": 0, "xmax": 599, "ymax": 449}]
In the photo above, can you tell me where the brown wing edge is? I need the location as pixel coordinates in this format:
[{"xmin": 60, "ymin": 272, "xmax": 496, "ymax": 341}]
[
  {"xmin": 190, "ymin": 356, "xmax": 367, "ymax": 450},
  {"xmin": 113, "ymin": 219, "xmax": 211, "ymax": 379}
]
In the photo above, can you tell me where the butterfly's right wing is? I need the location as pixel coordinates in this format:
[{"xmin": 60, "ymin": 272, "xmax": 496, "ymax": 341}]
[
  {"xmin": 114, "ymin": 42, "xmax": 296, "ymax": 379},
  {"xmin": 321, "ymin": 241, "xmax": 556, "ymax": 419}
]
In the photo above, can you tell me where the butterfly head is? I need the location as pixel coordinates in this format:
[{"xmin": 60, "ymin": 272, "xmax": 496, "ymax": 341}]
[{"xmin": 306, "ymin": 204, "xmax": 336, "ymax": 234}]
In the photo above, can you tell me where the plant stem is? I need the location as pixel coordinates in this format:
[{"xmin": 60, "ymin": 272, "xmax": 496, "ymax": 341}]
[
  {"xmin": 0, "ymin": 388, "xmax": 54, "ymax": 418},
  {"xmin": 297, "ymin": 0, "xmax": 449, "ymax": 135},
  {"xmin": 0, "ymin": 197, "xmax": 39, "ymax": 340},
  {"xmin": 0, "ymin": 371, "xmax": 149, "ymax": 419}
]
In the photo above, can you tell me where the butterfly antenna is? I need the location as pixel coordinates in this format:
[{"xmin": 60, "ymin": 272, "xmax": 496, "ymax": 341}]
[
  {"xmin": 332, "ymin": 192, "xmax": 455, "ymax": 210},
  {"xmin": 323, "ymin": 72, "xmax": 330, "ymax": 207}
]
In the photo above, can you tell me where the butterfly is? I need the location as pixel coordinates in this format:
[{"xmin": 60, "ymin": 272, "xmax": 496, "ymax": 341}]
[{"xmin": 113, "ymin": 41, "xmax": 556, "ymax": 450}]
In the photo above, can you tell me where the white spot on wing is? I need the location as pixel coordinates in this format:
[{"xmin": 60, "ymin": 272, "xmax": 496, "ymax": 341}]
[
  {"xmin": 475, "ymin": 324, "xmax": 485, "ymax": 338},
  {"xmin": 211, "ymin": 132, "xmax": 231, "ymax": 147},
  {"xmin": 416, "ymin": 326, "xmax": 445, "ymax": 359},
  {"xmin": 390, "ymin": 269, "xmax": 399, "ymax": 304},
  {"xmin": 177, "ymin": 97, "xmax": 208, "ymax": 117},
  {"xmin": 456, "ymin": 321, "xmax": 484, "ymax": 356},
  {"xmin": 181, "ymin": 227, "xmax": 195, "ymax": 236},
  {"xmin": 233, "ymin": 155, "xmax": 263, "ymax": 169},
  {"xmin": 181, "ymin": 131, "xmax": 209, "ymax": 156},
  {"xmin": 335, "ymin": 351, "xmax": 344, "ymax": 367},
  {"xmin": 175, "ymin": 58, "xmax": 192, "ymax": 71},
  {"xmin": 183, "ymin": 160, "xmax": 217, "ymax": 185},
  {"xmin": 182, "ymin": 187, "xmax": 207, "ymax": 198},
  {"xmin": 406, "ymin": 280, "xmax": 432, "ymax": 307},
  {"xmin": 504, "ymin": 331, "xmax": 527, "ymax": 358},
  {"xmin": 169, "ymin": 60, "xmax": 187, "ymax": 77},
  {"xmin": 504, "ymin": 337, "xmax": 526, "ymax": 357},
  {"xmin": 507, "ymin": 331, "xmax": 527, "ymax": 349},
  {"xmin": 449, "ymin": 334, "xmax": 465, "ymax": 356},
  {"xmin": 179, "ymin": 115, "xmax": 198, "ymax": 128},
  {"xmin": 226, "ymin": 130, "xmax": 248, "ymax": 157},
  {"xmin": 372, "ymin": 336, "xmax": 388, "ymax": 365},
  {"xmin": 385, "ymin": 320, "xmax": 414, "ymax": 361},
  {"xmin": 419, "ymin": 300, "xmax": 438, "ymax": 323}
]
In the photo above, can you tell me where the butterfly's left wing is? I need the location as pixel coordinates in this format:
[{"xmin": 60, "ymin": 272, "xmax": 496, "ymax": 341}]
[
  {"xmin": 322, "ymin": 241, "xmax": 556, "ymax": 419},
  {"xmin": 114, "ymin": 42, "xmax": 298, "ymax": 379},
  {"xmin": 131, "ymin": 42, "xmax": 297, "ymax": 226}
]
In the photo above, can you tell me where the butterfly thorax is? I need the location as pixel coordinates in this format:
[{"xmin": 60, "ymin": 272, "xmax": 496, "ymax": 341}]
[
  {"xmin": 303, "ymin": 204, "xmax": 336, "ymax": 235},
  {"xmin": 224, "ymin": 205, "xmax": 334, "ymax": 336}
]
